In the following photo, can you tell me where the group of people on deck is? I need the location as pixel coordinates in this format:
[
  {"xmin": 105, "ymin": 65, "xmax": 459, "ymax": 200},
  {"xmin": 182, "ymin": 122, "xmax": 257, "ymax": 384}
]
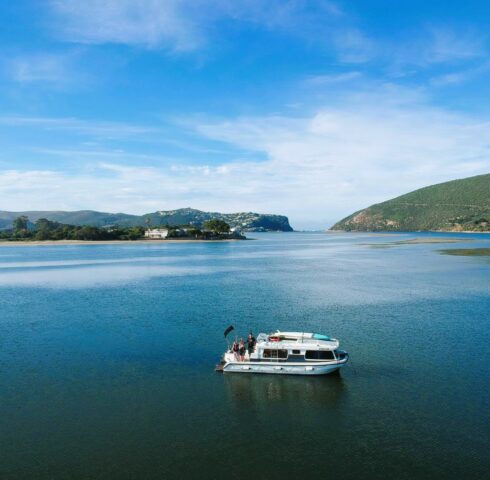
[{"xmin": 232, "ymin": 332, "xmax": 256, "ymax": 361}]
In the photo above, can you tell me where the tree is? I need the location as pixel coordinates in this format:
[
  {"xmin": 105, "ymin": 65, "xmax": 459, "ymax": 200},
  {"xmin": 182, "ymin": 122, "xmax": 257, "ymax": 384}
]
[
  {"xmin": 74, "ymin": 226, "xmax": 105, "ymax": 240},
  {"xmin": 34, "ymin": 218, "xmax": 65, "ymax": 240},
  {"xmin": 13, "ymin": 215, "xmax": 29, "ymax": 232},
  {"xmin": 203, "ymin": 219, "xmax": 230, "ymax": 235},
  {"xmin": 127, "ymin": 226, "xmax": 145, "ymax": 240},
  {"xmin": 188, "ymin": 228, "xmax": 202, "ymax": 238},
  {"xmin": 35, "ymin": 228, "xmax": 51, "ymax": 241}
]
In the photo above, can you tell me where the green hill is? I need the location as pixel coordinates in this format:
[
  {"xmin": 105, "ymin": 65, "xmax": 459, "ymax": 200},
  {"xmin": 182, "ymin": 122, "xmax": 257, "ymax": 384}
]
[
  {"xmin": 139, "ymin": 208, "xmax": 292, "ymax": 231},
  {"xmin": 0, "ymin": 208, "xmax": 293, "ymax": 232},
  {"xmin": 331, "ymin": 174, "xmax": 490, "ymax": 232},
  {"xmin": 0, "ymin": 210, "xmax": 139, "ymax": 230}
]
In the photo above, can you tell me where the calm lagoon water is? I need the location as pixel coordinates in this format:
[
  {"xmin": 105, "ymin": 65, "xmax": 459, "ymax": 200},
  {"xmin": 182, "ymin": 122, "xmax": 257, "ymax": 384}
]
[{"xmin": 0, "ymin": 232, "xmax": 489, "ymax": 479}]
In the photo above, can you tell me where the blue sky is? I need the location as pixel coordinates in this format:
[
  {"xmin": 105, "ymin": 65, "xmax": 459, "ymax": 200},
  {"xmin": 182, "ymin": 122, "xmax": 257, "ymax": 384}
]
[{"xmin": 1, "ymin": 0, "xmax": 489, "ymax": 229}]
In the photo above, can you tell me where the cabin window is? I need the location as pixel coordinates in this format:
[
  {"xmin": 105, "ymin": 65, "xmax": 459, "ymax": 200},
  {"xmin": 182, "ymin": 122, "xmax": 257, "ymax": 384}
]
[
  {"xmin": 305, "ymin": 350, "xmax": 335, "ymax": 360},
  {"xmin": 263, "ymin": 349, "xmax": 288, "ymax": 359}
]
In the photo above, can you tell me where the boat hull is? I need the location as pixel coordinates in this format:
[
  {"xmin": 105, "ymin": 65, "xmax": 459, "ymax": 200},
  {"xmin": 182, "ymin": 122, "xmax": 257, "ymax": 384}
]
[{"xmin": 222, "ymin": 359, "xmax": 347, "ymax": 376}]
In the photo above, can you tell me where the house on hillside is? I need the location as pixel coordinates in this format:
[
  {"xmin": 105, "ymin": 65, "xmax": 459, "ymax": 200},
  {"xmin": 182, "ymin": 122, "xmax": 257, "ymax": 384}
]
[{"xmin": 145, "ymin": 228, "xmax": 169, "ymax": 239}]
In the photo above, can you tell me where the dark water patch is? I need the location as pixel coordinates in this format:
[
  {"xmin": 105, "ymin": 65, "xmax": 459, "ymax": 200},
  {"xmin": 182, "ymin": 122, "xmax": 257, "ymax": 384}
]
[
  {"xmin": 439, "ymin": 247, "xmax": 490, "ymax": 256},
  {"xmin": 363, "ymin": 237, "xmax": 474, "ymax": 248}
]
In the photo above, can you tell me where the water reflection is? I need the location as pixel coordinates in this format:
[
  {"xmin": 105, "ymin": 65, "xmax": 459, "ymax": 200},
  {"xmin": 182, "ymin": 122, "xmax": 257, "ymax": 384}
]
[
  {"xmin": 224, "ymin": 373, "xmax": 346, "ymax": 407},
  {"xmin": 0, "ymin": 264, "xmax": 234, "ymax": 288}
]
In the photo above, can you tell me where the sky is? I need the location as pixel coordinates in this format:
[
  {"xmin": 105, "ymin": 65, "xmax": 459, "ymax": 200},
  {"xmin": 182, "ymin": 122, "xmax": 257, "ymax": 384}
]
[{"xmin": 1, "ymin": 1, "xmax": 490, "ymax": 229}]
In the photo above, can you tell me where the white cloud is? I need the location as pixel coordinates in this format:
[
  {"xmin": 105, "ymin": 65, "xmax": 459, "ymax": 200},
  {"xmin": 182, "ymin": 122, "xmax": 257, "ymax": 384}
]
[
  {"xmin": 430, "ymin": 72, "xmax": 469, "ymax": 86},
  {"xmin": 1, "ymin": 87, "xmax": 490, "ymax": 229},
  {"xmin": 47, "ymin": 0, "xmax": 352, "ymax": 57},
  {"xmin": 333, "ymin": 29, "xmax": 375, "ymax": 63},
  {"xmin": 0, "ymin": 115, "xmax": 157, "ymax": 138},
  {"xmin": 390, "ymin": 26, "xmax": 486, "ymax": 72},
  {"xmin": 215, "ymin": 0, "xmax": 342, "ymax": 32},
  {"xmin": 306, "ymin": 71, "xmax": 361, "ymax": 85},
  {"xmin": 49, "ymin": 0, "xmax": 203, "ymax": 50},
  {"xmin": 47, "ymin": 1, "xmax": 487, "ymax": 74},
  {"xmin": 5, "ymin": 52, "xmax": 84, "ymax": 86},
  {"xmin": 190, "ymin": 88, "xmax": 490, "ymax": 226},
  {"xmin": 425, "ymin": 27, "xmax": 484, "ymax": 64},
  {"xmin": 430, "ymin": 61, "xmax": 490, "ymax": 87}
]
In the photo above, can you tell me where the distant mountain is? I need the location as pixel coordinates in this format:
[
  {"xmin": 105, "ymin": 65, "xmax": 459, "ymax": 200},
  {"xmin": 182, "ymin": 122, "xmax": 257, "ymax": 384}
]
[
  {"xmin": 0, "ymin": 210, "xmax": 139, "ymax": 230},
  {"xmin": 140, "ymin": 208, "xmax": 293, "ymax": 231},
  {"xmin": 0, "ymin": 208, "xmax": 293, "ymax": 232},
  {"xmin": 331, "ymin": 174, "xmax": 490, "ymax": 232}
]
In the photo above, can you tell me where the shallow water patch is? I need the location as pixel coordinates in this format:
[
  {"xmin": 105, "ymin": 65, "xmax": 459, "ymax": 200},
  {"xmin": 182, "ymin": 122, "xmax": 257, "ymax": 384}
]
[{"xmin": 438, "ymin": 248, "xmax": 490, "ymax": 256}]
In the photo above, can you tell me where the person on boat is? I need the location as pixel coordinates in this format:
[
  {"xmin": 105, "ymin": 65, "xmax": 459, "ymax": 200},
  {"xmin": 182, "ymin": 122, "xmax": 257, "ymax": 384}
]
[
  {"xmin": 238, "ymin": 339, "xmax": 246, "ymax": 361},
  {"xmin": 247, "ymin": 332, "xmax": 256, "ymax": 358},
  {"xmin": 232, "ymin": 340, "xmax": 240, "ymax": 360}
]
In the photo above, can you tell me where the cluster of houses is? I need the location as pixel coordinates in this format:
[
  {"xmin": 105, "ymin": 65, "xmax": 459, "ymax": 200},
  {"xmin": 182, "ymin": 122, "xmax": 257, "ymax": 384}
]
[
  {"xmin": 144, "ymin": 228, "xmax": 171, "ymax": 239},
  {"xmin": 144, "ymin": 226, "xmax": 242, "ymax": 240}
]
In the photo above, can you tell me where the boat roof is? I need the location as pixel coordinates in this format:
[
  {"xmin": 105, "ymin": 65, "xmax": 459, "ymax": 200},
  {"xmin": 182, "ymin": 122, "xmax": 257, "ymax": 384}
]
[{"xmin": 256, "ymin": 331, "xmax": 340, "ymax": 350}]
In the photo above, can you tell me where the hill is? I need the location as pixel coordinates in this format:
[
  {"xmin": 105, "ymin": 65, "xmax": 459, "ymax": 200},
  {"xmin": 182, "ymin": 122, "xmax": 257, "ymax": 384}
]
[
  {"xmin": 0, "ymin": 208, "xmax": 293, "ymax": 232},
  {"xmin": 331, "ymin": 174, "xmax": 490, "ymax": 232}
]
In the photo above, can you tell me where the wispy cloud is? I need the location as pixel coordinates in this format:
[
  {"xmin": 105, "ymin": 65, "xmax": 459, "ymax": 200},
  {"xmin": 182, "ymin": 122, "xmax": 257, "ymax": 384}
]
[
  {"xmin": 47, "ymin": 0, "xmax": 359, "ymax": 59},
  {"xmin": 189, "ymin": 86, "xmax": 490, "ymax": 225},
  {"xmin": 48, "ymin": 0, "xmax": 203, "ymax": 51},
  {"xmin": 2, "ymin": 86, "xmax": 490, "ymax": 228},
  {"xmin": 0, "ymin": 115, "xmax": 157, "ymax": 138},
  {"xmin": 425, "ymin": 26, "xmax": 485, "ymax": 64},
  {"xmin": 429, "ymin": 61, "xmax": 490, "ymax": 87},
  {"xmin": 0, "ymin": 114, "xmax": 249, "ymax": 164},
  {"xmin": 390, "ymin": 25, "xmax": 486, "ymax": 72},
  {"xmin": 306, "ymin": 71, "xmax": 362, "ymax": 85},
  {"xmin": 333, "ymin": 29, "xmax": 375, "ymax": 63},
  {"xmin": 215, "ymin": 0, "xmax": 343, "ymax": 35},
  {"xmin": 47, "ymin": 0, "xmax": 488, "ymax": 77},
  {"xmin": 4, "ymin": 51, "xmax": 86, "ymax": 87}
]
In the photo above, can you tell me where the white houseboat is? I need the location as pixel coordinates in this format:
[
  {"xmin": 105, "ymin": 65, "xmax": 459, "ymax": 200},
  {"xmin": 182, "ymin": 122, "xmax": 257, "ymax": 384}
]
[{"xmin": 218, "ymin": 330, "xmax": 349, "ymax": 376}]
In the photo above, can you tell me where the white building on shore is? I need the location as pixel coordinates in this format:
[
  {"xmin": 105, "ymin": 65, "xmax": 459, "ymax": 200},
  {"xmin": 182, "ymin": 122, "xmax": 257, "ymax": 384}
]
[{"xmin": 145, "ymin": 228, "xmax": 169, "ymax": 239}]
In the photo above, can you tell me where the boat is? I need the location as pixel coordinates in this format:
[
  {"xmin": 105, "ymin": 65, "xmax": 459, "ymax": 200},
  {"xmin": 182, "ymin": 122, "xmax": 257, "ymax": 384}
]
[{"xmin": 217, "ymin": 329, "xmax": 349, "ymax": 376}]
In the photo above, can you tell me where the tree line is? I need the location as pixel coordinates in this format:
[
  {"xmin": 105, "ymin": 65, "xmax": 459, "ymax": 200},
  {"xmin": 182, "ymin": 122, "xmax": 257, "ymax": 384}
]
[
  {"xmin": 0, "ymin": 216, "xmax": 237, "ymax": 241},
  {"xmin": 147, "ymin": 219, "xmax": 238, "ymax": 239},
  {"xmin": 1, "ymin": 216, "xmax": 145, "ymax": 241}
]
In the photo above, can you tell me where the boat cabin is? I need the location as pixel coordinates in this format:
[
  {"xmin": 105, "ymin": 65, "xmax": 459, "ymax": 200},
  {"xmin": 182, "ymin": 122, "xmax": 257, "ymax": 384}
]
[{"xmin": 247, "ymin": 331, "xmax": 346, "ymax": 362}]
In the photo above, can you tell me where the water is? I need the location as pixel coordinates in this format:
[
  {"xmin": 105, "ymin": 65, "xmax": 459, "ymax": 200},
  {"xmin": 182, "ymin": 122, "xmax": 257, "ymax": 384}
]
[{"xmin": 0, "ymin": 232, "xmax": 489, "ymax": 479}]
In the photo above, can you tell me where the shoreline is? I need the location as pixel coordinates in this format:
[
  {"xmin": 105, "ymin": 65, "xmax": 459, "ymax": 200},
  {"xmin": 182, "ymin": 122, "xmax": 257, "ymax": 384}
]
[
  {"xmin": 328, "ymin": 229, "xmax": 490, "ymax": 234},
  {"xmin": 1, "ymin": 230, "xmax": 488, "ymax": 247},
  {"xmin": 0, "ymin": 238, "xmax": 247, "ymax": 247}
]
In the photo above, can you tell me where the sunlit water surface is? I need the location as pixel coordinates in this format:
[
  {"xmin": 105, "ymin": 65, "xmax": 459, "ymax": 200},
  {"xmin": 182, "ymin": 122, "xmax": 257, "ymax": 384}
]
[{"xmin": 0, "ymin": 232, "xmax": 489, "ymax": 479}]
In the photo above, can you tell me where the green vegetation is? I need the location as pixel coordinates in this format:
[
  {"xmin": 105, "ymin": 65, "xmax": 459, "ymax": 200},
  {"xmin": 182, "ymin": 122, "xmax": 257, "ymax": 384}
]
[
  {"xmin": 363, "ymin": 237, "xmax": 472, "ymax": 248},
  {"xmin": 0, "ymin": 216, "xmax": 145, "ymax": 242},
  {"xmin": 0, "ymin": 217, "xmax": 244, "ymax": 242},
  {"xmin": 13, "ymin": 215, "xmax": 29, "ymax": 232},
  {"xmin": 202, "ymin": 219, "xmax": 231, "ymax": 234},
  {"xmin": 438, "ymin": 248, "xmax": 490, "ymax": 256},
  {"xmin": 332, "ymin": 174, "xmax": 490, "ymax": 232},
  {"xmin": 0, "ymin": 208, "xmax": 293, "ymax": 232}
]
